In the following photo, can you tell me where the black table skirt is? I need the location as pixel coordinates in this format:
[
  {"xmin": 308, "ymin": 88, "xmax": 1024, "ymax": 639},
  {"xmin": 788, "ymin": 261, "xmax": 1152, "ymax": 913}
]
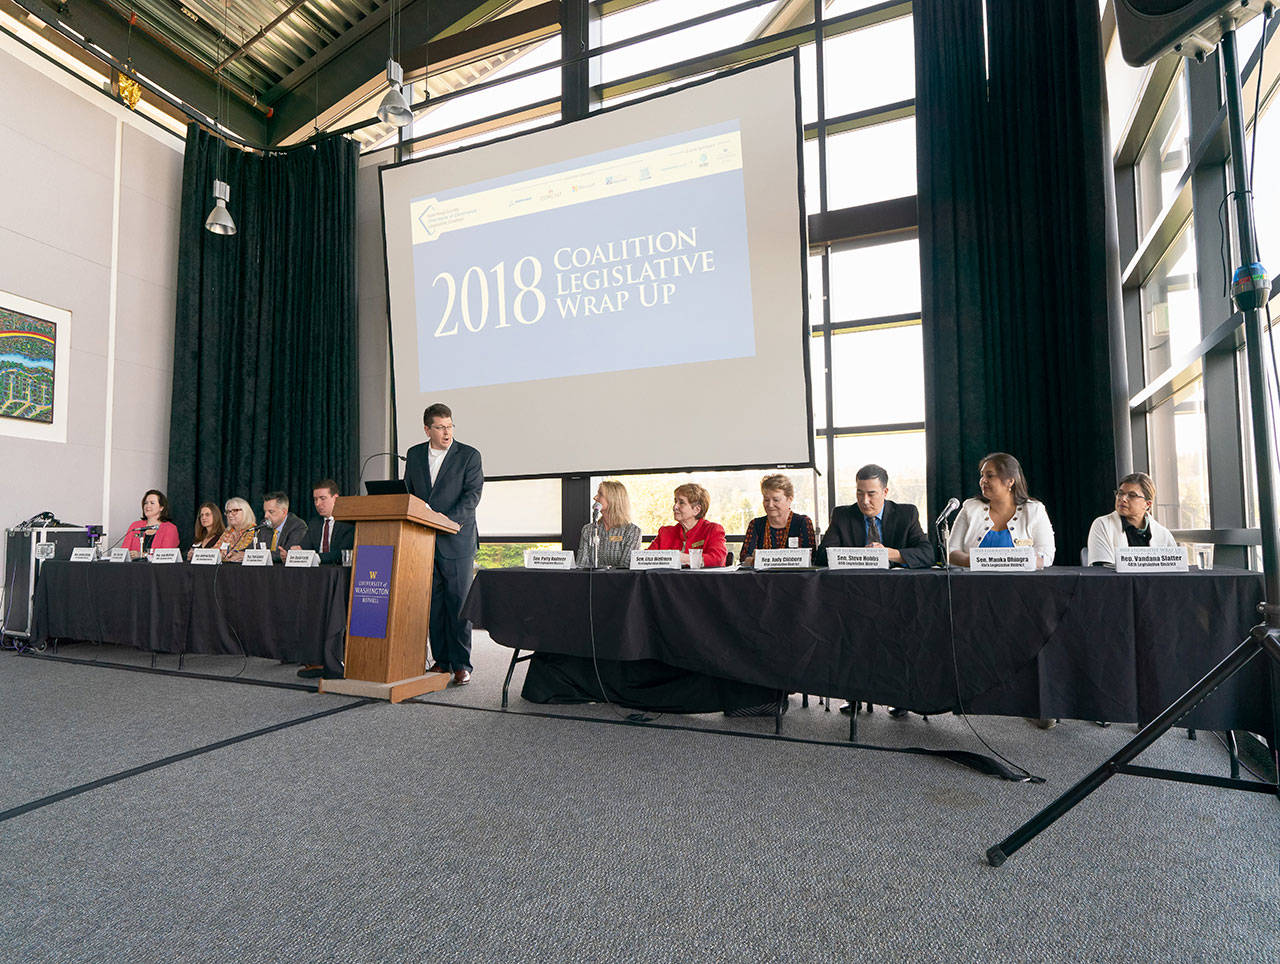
[
  {"xmin": 31, "ymin": 560, "xmax": 349, "ymax": 672},
  {"xmin": 463, "ymin": 567, "xmax": 1274, "ymax": 736}
]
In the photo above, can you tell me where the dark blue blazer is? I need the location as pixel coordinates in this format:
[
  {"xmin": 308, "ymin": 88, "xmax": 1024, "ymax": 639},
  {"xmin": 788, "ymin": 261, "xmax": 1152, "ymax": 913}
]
[
  {"xmin": 404, "ymin": 440, "xmax": 483, "ymax": 559},
  {"xmin": 815, "ymin": 500, "xmax": 934, "ymax": 569}
]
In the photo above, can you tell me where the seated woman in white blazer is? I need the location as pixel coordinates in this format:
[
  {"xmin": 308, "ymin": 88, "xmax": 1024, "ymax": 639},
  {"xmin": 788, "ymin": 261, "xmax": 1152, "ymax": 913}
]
[
  {"xmin": 948, "ymin": 452, "xmax": 1056, "ymax": 568},
  {"xmin": 1085, "ymin": 472, "xmax": 1176, "ymax": 566}
]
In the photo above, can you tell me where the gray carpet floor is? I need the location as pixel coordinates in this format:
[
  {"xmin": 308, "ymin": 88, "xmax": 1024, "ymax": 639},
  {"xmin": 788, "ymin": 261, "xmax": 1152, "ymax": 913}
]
[{"xmin": 2, "ymin": 643, "xmax": 1277, "ymax": 963}]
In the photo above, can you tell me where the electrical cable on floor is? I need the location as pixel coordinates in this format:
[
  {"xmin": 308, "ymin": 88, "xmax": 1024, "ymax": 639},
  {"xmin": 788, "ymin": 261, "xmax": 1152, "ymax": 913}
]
[
  {"xmin": 209, "ymin": 559, "xmax": 249, "ymax": 679},
  {"xmin": 942, "ymin": 541, "xmax": 1044, "ymax": 784},
  {"xmin": 586, "ymin": 561, "xmax": 660, "ymax": 724}
]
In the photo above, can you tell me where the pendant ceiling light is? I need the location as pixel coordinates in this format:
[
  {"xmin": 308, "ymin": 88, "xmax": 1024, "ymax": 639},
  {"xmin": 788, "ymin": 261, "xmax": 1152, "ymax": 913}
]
[
  {"xmin": 205, "ymin": 0, "xmax": 236, "ymax": 236},
  {"xmin": 377, "ymin": 0, "xmax": 413, "ymax": 127}
]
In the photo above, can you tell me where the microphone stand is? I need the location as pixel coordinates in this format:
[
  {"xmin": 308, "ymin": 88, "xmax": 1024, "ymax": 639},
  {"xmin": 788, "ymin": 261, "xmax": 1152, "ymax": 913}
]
[{"xmin": 987, "ymin": 20, "xmax": 1280, "ymax": 867}]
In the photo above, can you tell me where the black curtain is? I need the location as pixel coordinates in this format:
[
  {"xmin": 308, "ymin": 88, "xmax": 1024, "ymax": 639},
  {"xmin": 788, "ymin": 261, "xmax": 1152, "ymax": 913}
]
[
  {"xmin": 167, "ymin": 126, "xmax": 359, "ymax": 532},
  {"xmin": 916, "ymin": 0, "xmax": 1120, "ymax": 558}
]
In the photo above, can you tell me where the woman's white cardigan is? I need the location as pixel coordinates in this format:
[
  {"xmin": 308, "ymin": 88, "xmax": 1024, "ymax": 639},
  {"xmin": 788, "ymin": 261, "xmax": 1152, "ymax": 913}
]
[
  {"xmin": 1085, "ymin": 511, "xmax": 1176, "ymax": 566},
  {"xmin": 948, "ymin": 497, "xmax": 1056, "ymax": 566}
]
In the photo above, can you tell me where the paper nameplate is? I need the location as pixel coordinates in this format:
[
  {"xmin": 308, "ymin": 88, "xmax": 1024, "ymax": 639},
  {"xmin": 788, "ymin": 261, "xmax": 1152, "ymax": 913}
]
[
  {"xmin": 109, "ymin": 547, "xmax": 130, "ymax": 563},
  {"xmin": 524, "ymin": 549, "xmax": 574, "ymax": 570},
  {"xmin": 241, "ymin": 548, "xmax": 273, "ymax": 567},
  {"xmin": 190, "ymin": 548, "xmax": 222, "ymax": 565},
  {"xmin": 754, "ymin": 548, "xmax": 812, "ymax": 570},
  {"xmin": 1115, "ymin": 546, "xmax": 1188, "ymax": 573},
  {"xmin": 970, "ymin": 547, "xmax": 1037, "ymax": 571},
  {"xmin": 826, "ymin": 547, "xmax": 889, "ymax": 570},
  {"xmin": 150, "ymin": 548, "xmax": 180, "ymax": 564},
  {"xmin": 70, "ymin": 547, "xmax": 96, "ymax": 562},
  {"xmin": 285, "ymin": 549, "xmax": 320, "ymax": 568},
  {"xmin": 34, "ymin": 543, "xmax": 56, "ymax": 561},
  {"xmin": 629, "ymin": 550, "xmax": 682, "ymax": 570}
]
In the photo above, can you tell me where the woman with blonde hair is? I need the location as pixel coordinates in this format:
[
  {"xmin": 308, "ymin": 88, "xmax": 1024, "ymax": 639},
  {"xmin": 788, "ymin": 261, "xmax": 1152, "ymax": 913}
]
[
  {"xmin": 576, "ymin": 480, "xmax": 642, "ymax": 568},
  {"xmin": 648, "ymin": 482, "xmax": 727, "ymax": 567},
  {"xmin": 217, "ymin": 497, "xmax": 259, "ymax": 563},
  {"xmin": 739, "ymin": 474, "xmax": 817, "ymax": 567}
]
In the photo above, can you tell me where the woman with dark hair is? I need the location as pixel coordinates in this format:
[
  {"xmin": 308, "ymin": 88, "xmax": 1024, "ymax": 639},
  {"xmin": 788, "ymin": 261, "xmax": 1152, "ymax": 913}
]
[
  {"xmin": 947, "ymin": 452, "xmax": 1055, "ymax": 569},
  {"xmin": 123, "ymin": 489, "xmax": 181, "ymax": 559},
  {"xmin": 1086, "ymin": 472, "xmax": 1176, "ymax": 566},
  {"xmin": 186, "ymin": 502, "xmax": 226, "ymax": 560}
]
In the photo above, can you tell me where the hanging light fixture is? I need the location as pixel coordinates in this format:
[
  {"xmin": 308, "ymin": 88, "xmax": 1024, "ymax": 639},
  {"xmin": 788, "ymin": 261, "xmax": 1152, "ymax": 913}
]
[
  {"xmin": 376, "ymin": 0, "xmax": 413, "ymax": 127},
  {"xmin": 205, "ymin": 0, "xmax": 237, "ymax": 235}
]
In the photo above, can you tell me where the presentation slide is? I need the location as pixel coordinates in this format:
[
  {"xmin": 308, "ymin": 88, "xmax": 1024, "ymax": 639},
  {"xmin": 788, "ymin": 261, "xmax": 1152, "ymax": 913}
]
[{"xmin": 381, "ymin": 56, "xmax": 810, "ymax": 479}]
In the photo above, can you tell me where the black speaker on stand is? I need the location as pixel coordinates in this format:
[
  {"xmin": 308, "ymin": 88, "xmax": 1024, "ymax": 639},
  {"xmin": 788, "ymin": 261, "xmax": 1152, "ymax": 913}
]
[{"xmin": 988, "ymin": 2, "xmax": 1280, "ymax": 865}]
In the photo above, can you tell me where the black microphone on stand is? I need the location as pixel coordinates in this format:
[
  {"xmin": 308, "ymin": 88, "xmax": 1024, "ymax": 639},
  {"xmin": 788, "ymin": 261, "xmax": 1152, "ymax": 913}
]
[
  {"xmin": 97, "ymin": 525, "xmax": 138, "ymax": 561},
  {"xmin": 358, "ymin": 452, "xmax": 407, "ymax": 485},
  {"xmin": 934, "ymin": 497, "xmax": 960, "ymax": 528},
  {"xmin": 935, "ymin": 497, "xmax": 961, "ymax": 569}
]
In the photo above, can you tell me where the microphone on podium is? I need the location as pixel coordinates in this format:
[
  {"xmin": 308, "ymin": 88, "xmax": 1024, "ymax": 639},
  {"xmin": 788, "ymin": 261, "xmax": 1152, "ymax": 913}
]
[{"xmin": 358, "ymin": 451, "xmax": 407, "ymax": 485}]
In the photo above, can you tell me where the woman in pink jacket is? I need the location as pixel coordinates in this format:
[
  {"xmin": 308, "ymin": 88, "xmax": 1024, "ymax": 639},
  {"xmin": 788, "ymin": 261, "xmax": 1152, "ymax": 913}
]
[{"xmin": 123, "ymin": 489, "xmax": 181, "ymax": 559}]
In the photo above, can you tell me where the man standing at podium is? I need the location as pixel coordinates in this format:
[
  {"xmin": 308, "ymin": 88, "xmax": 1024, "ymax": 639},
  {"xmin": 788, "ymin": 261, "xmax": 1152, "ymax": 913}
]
[{"xmin": 404, "ymin": 403, "xmax": 484, "ymax": 686}]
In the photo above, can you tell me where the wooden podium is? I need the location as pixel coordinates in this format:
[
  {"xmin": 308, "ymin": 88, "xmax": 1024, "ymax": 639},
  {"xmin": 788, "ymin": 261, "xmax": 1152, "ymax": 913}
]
[{"xmin": 318, "ymin": 494, "xmax": 460, "ymax": 703}]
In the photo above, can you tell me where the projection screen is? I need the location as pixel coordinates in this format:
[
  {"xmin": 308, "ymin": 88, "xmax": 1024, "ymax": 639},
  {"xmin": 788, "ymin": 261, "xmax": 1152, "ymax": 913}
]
[{"xmin": 380, "ymin": 54, "xmax": 811, "ymax": 479}]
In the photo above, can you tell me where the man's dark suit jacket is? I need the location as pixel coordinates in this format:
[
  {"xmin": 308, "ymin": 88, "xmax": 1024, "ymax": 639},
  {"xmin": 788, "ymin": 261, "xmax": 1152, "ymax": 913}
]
[
  {"xmin": 403, "ymin": 440, "xmax": 484, "ymax": 559},
  {"xmin": 302, "ymin": 516, "xmax": 355, "ymax": 564},
  {"xmin": 267, "ymin": 513, "xmax": 307, "ymax": 555},
  {"xmin": 816, "ymin": 500, "xmax": 934, "ymax": 568}
]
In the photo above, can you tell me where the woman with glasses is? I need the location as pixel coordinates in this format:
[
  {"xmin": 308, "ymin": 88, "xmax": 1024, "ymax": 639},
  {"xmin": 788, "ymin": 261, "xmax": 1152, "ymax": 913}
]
[
  {"xmin": 217, "ymin": 497, "xmax": 259, "ymax": 563},
  {"xmin": 1085, "ymin": 472, "xmax": 1176, "ymax": 566}
]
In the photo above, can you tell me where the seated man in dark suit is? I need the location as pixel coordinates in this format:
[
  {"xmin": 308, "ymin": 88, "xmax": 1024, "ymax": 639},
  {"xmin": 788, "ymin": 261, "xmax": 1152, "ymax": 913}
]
[
  {"xmin": 817, "ymin": 463, "xmax": 934, "ymax": 719},
  {"xmin": 294, "ymin": 478, "xmax": 357, "ymax": 680},
  {"xmin": 262, "ymin": 491, "xmax": 307, "ymax": 562},
  {"xmin": 815, "ymin": 463, "xmax": 934, "ymax": 569},
  {"xmin": 295, "ymin": 478, "xmax": 355, "ymax": 564}
]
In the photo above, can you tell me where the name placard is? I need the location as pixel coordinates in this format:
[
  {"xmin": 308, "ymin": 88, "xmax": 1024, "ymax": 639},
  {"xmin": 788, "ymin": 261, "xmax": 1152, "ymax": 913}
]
[
  {"xmin": 524, "ymin": 550, "xmax": 574, "ymax": 570},
  {"xmin": 629, "ymin": 550, "xmax": 682, "ymax": 570},
  {"xmin": 34, "ymin": 543, "xmax": 56, "ymax": 561},
  {"xmin": 241, "ymin": 548, "xmax": 272, "ymax": 567},
  {"xmin": 190, "ymin": 548, "xmax": 222, "ymax": 565},
  {"xmin": 826, "ymin": 547, "xmax": 889, "ymax": 570},
  {"xmin": 108, "ymin": 547, "xmax": 130, "ymax": 563},
  {"xmin": 754, "ymin": 548, "xmax": 812, "ymax": 570},
  {"xmin": 970, "ymin": 547, "xmax": 1037, "ymax": 571},
  {"xmin": 150, "ymin": 548, "xmax": 180, "ymax": 564},
  {"xmin": 1115, "ymin": 546, "xmax": 1188, "ymax": 573},
  {"xmin": 70, "ymin": 547, "xmax": 96, "ymax": 562},
  {"xmin": 285, "ymin": 549, "xmax": 320, "ymax": 568}
]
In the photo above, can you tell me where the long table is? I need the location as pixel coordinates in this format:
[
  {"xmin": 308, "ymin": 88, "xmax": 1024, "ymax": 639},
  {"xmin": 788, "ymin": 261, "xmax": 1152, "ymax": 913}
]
[
  {"xmin": 463, "ymin": 566, "xmax": 1276, "ymax": 738},
  {"xmin": 30, "ymin": 560, "xmax": 350, "ymax": 673}
]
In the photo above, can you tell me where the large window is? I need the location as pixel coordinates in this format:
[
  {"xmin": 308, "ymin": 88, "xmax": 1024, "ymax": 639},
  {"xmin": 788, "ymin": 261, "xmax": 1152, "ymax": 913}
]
[
  {"xmin": 1105, "ymin": 0, "xmax": 1280, "ymax": 567},
  {"xmin": 379, "ymin": 0, "xmax": 926, "ymax": 549}
]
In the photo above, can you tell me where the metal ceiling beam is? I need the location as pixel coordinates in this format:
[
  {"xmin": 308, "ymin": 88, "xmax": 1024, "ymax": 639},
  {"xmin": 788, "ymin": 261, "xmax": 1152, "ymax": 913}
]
[
  {"xmin": 215, "ymin": 0, "xmax": 314, "ymax": 74},
  {"xmin": 261, "ymin": 0, "xmax": 490, "ymax": 146},
  {"xmin": 16, "ymin": 0, "xmax": 269, "ymax": 142}
]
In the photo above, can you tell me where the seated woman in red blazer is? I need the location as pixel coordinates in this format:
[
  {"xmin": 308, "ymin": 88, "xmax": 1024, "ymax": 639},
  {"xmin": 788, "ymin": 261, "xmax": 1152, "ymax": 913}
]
[
  {"xmin": 123, "ymin": 489, "xmax": 181, "ymax": 559},
  {"xmin": 648, "ymin": 482, "xmax": 727, "ymax": 567}
]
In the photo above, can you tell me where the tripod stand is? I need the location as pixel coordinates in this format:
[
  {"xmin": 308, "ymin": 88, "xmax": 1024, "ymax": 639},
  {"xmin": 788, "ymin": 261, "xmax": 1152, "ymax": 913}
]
[{"xmin": 986, "ymin": 19, "xmax": 1280, "ymax": 867}]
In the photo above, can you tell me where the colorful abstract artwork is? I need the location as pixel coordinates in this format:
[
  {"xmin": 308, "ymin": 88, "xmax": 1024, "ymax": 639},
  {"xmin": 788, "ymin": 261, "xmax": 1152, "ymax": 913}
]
[{"xmin": 0, "ymin": 310, "xmax": 56, "ymax": 424}]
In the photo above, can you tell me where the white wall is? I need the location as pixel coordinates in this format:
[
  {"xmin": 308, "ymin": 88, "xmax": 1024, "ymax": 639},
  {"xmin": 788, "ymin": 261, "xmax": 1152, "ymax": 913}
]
[{"xmin": 0, "ymin": 34, "xmax": 183, "ymax": 587}]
